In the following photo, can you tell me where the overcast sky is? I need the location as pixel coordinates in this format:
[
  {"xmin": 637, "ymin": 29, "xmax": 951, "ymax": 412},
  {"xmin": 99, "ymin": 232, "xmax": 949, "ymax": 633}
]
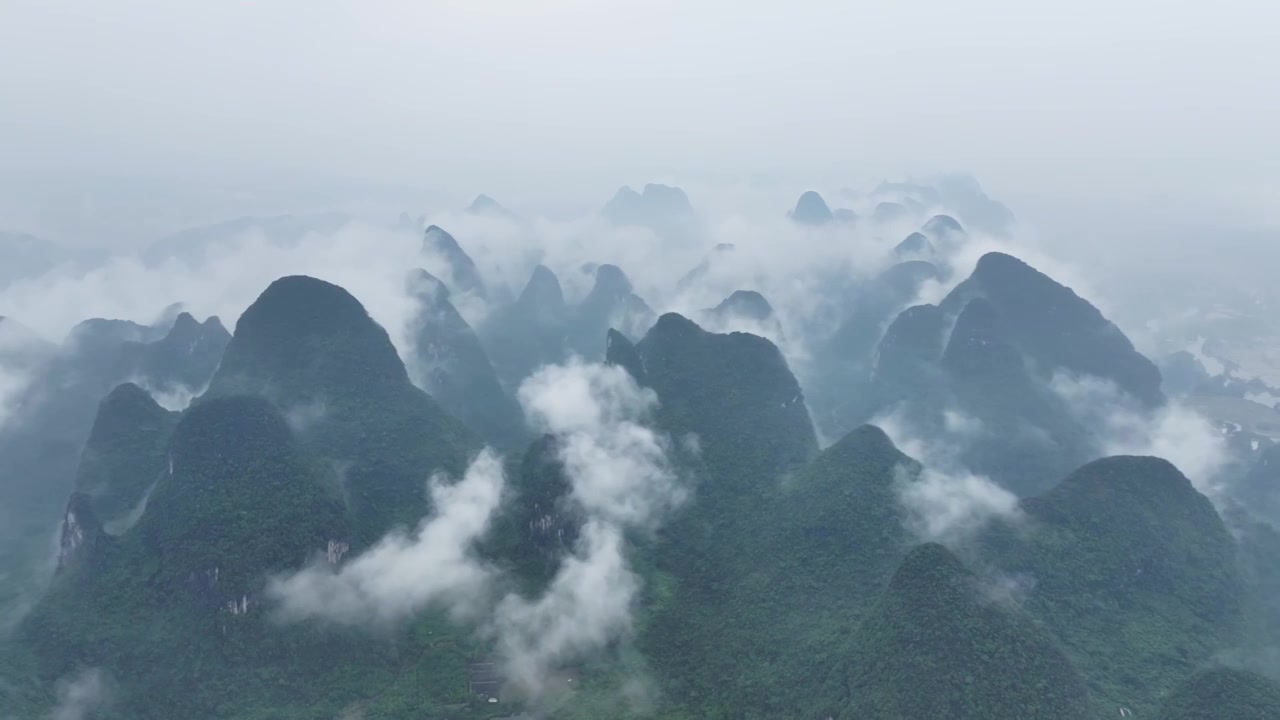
[{"xmin": 2, "ymin": 0, "xmax": 1278, "ymax": 242}]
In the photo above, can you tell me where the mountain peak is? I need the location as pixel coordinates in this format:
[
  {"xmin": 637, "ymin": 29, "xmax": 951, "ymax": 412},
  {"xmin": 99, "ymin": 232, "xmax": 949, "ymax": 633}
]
[
  {"xmin": 886, "ymin": 541, "xmax": 968, "ymax": 592},
  {"xmin": 790, "ymin": 191, "xmax": 834, "ymax": 225},
  {"xmin": 636, "ymin": 312, "xmax": 817, "ymax": 481},
  {"xmin": 894, "ymin": 231, "xmax": 935, "ymax": 258},
  {"xmin": 206, "ymin": 275, "xmax": 411, "ymax": 401},
  {"xmin": 711, "ymin": 290, "xmax": 775, "ymax": 322},
  {"xmin": 465, "ymin": 194, "xmax": 515, "ymax": 219},
  {"xmin": 406, "ymin": 267, "xmax": 525, "ymax": 448},
  {"xmin": 842, "ymin": 541, "xmax": 1095, "ymax": 719},
  {"xmin": 518, "ymin": 264, "xmax": 566, "ymax": 310},
  {"xmin": 169, "ymin": 311, "xmax": 200, "ymax": 334},
  {"xmin": 605, "ymin": 328, "xmax": 646, "ymax": 383},
  {"xmin": 405, "ymin": 267, "xmax": 450, "ymax": 302},
  {"xmin": 923, "ymin": 214, "xmax": 965, "ymax": 238},
  {"xmin": 424, "ymin": 225, "xmax": 487, "ymax": 298},
  {"xmin": 872, "ymin": 201, "xmax": 910, "ymax": 223},
  {"xmin": 641, "ymin": 183, "xmax": 691, "ymax": 206},
  {"xmin": 647, "ymin": 312, "xmax": 703, "ymax": 342},
  {"xmin": 75, "ymin": 382, "xmax": 177, "ymax": 525},
  {"xmin": 137, "ymin": 311, "xmax": 231, "ymax": 392},
  {"xmin": 588, "ymin": 263, "xmax": 633, "ymax": 299},
  {"xmin": 948, "ymin": 251, "xmax": 1163, "ymax": 405},
  {"xmin": 602, "ymin": 183, "xmax": 697, "ymax": 238}
]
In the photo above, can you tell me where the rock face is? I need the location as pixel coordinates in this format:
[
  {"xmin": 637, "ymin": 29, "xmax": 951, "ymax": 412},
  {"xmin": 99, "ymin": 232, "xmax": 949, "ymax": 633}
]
[
  {"xmin": 55, "ymin": 492, "xmax": 104, "ymax": 573},
  {"xmin": 485, "ymin": 435, "xmax": 581, "ymax": 591},
  {"xmin": 834, "ymin": 543, "xmax": 1095, "ymax": 720},
  {"xmin": 423, "ymin": 224, "xmax": 488, "ymax": 299},
  {"xmin": 789, "ymin": 191, "xmax": 834, "ymax": 225},
  {"xmin": 405, "ymin": 269, "xmax": 525, "ymax": 448}
]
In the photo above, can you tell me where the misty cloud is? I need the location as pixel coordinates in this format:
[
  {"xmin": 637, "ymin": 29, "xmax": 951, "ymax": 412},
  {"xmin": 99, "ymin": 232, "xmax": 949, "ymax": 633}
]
[
  {"xmin": 499, "ymin": 361, "xmax": 686, "ymax": 700},
  {"xmin": 267, "ymin": 360, "xmax": 686, "ymax": 705},
  {"xmin": 48, "ymin": 668, "xmax": 110, "ymax": 720},
  {"xmin": 517, "ymin": 361, "xmax": 686, "ymax": 528},
  {"xmin": 0, "ymin": 367, "xmax": 30, "ymax": 431},
  {"xmin": 1050, "ymin": 373, "xmax": 1229, "ymax": 500},
  {"xmin": 267, "ymin": 450, "xmax": 505, "ymax": 626},
  {"xmin": 893, "ymin": 465, "xmax": 1022, "ymax": 547},
  {"xmin": 492, "ymin": 521, "xmax": 638, "ymax": 700},
  {"xmin": 130, "ymin": 376, "xmax": 204, "ymax": 412},
  {"xmin": 878, "ymin": 409, "xmax": 1022, "ymax": 545}
]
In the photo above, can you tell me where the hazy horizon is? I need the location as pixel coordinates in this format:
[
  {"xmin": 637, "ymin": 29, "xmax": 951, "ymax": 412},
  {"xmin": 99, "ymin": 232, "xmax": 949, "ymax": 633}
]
[{"xmin": 2, "ymin": 0, "xmax": 1278, "ymax": 246}]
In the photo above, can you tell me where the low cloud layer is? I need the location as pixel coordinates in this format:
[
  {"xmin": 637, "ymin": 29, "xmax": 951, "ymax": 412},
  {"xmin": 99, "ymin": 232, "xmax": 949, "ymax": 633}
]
[
  {"xmin": 268, "ymin": 360, "xmax": 686, "ymax": 705},
  {"xmin": 1051, "ymin": 373, "xmax": 1230, "ymax": 500},
  {"xmin": 500, "ymin": 362, "xmax": 685, "ymax": 700},
  {"xmin": 49, "ymin": 668, "xmax": 110, "ymax": 720},
  {"xmin": 267, "ymin": 450, "xmax": 505, "ymax": 626},
  {"xmin": 878, "ymin": 409, "xmax": 1022, "ymax": 546},
  {"xmin": 517, "ymin": 362, "xmax": 686, "ymax": 529}
]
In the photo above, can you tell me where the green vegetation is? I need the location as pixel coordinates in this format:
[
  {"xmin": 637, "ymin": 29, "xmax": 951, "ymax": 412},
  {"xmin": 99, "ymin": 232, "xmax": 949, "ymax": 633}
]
[
  {"xmin": 203, "ymin": 274, "xmax": 480, "ymax": 543},
  {"xmin": 637, "ymin": 425, "xmax": 913, "ymax": 718},
  {"xmin": 3, "ymin": 277, "xmax": 1273, "ymax": 720},
  {"xmin": 985, "ymin": 456, "xmax": 1245, "ymax": 716},
  {"xmin": 628, "ymin": 312, "xmax": 817, "ymax": 488},
  {"xmin": 484, "ymin": 434, "xmax": 580, "ymax": 592},
  {"xmin": 73, "ymin": 382, "xmax": 177, "ymax": 525},
  {"xmin": 831, "ymin": 543, "xmax": 1095, "ymax": 720},
  {"xmin": 1155, "ymin": 667, "xmax": 1280, "ymax": 720},
  {"xmin": 941, "ymin": 251, "xmax": 1164, "ymax": 406},
  {"xmin": 14, "ymin": 397, "xmax": 492, "ymax": 719}
]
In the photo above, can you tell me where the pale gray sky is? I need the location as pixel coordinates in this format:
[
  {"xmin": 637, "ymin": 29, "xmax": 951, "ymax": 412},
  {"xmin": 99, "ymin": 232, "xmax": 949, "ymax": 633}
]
[{"xmin": 1, "ymin": 0, "xmax": 1278, "ymax": 241}]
